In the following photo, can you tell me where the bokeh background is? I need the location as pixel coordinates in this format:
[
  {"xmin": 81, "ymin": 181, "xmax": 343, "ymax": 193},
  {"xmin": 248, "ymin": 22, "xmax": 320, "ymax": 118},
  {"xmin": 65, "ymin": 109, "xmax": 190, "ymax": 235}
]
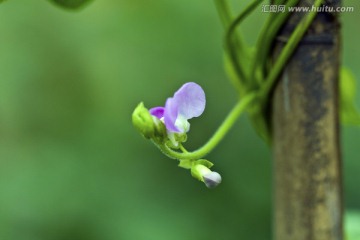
[{"xmin": 0, "ymin": 0, "xmax": 359, "ymax": 239}]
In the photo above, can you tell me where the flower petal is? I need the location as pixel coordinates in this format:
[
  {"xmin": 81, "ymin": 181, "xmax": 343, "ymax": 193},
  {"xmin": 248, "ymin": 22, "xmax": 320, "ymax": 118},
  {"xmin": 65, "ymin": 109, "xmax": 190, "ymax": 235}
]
[
  {"xmin": 203, "ymin": 172, "xmax": 222, "ymax": 188},
  {"xmin": 174, "ymin": 115, "xmax": 190, "ymax": 133},
  {"xmin": 149, "ymin": 107, "xmax": 165, "ymax": 119},
  {"xmin": 164, "ymin": 98, "xmax": 180, "ymax": 132},
  {"xmin": 162, "ymin": 82, "xmax": 205, "ymax": 133},
  {"xmin": 172, "ymin": 82, "xmax": 205, "ymax": 119}
]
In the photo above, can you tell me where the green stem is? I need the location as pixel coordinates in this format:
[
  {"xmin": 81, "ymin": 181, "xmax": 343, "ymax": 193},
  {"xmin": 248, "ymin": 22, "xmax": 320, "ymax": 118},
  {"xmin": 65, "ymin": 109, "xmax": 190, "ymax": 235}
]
[
  {"xmin": 225, "ymin": 0, "xmax": 263, "ymax": 84},
  {"xmin": 179, "ymin": 144, "xmax": 188, "ymax": 153},
  {"xmin": 251, "ymin": 0, "xmax": 300, "ymax": 87},
  {"xmin": 258, "ymin": 0, "xmax": 324, "ymax": 100},
  {"xmin": 155, "ymin": 92, "xmax": 258, "ymax": 160},
  {"xmin": 153, "ymin": 0, "xmax": 323, "ymax": 160},
  {"xmin": 213, "ymin": 0, "xmax": 233, "ymax": 28},
  {"xmin": 214, "ymin": 0, "xmax": 250, "ymax": 60}
]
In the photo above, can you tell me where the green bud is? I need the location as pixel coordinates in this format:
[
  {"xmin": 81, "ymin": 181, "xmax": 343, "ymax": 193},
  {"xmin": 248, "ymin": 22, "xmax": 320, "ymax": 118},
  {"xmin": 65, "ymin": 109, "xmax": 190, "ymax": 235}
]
[
  {"xmin": 191, "ymin": 163, "xmax": 222, "ymax": 188},
  {"xmin": 191, "ymin": 164, "xmax": 211, "ymax": 182},
  {"xmin": 132, "ymin": 102, "xmax": 166, "ymax": 140},
  {"xmin": 152, "ymin": 117, "xmax": 167, "ymax": 142}
]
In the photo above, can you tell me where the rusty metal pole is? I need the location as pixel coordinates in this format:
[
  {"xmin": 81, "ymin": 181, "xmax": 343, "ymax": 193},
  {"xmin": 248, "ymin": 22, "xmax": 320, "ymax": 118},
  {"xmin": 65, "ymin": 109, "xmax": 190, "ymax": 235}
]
[{"xmin": 272, "ymin": 0, "xmax": 343, "ymax": 239}]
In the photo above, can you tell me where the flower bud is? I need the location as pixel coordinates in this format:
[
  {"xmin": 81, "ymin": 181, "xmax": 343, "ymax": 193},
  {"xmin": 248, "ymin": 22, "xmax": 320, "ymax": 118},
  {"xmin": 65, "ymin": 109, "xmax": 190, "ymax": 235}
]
[
  {"xmin": 132, "ymin": 102, "xmax": 165, "ymax": 140},
  {"xmin": 191, "ymin": 164, "xmax": 212, "ymax": 181},
  {"xmin": 203, "ymin": 172, "xmax": 222, "ymax": 188},
  {"xmin": 191, "ymin": 164, "xmax": 222, "ymax": 188}
]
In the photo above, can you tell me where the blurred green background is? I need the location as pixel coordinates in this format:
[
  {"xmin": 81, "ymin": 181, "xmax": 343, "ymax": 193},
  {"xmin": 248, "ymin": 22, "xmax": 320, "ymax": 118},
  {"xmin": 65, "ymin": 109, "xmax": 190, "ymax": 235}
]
[{"xmin": 0, "ymin": 0, "xmax": 359, "ymax": 239}]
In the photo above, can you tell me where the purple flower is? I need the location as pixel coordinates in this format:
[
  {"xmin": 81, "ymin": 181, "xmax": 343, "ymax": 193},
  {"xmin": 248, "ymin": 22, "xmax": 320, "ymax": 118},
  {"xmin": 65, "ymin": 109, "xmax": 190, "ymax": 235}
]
[{"xmin": 150, "ymin": 82, "xmax": 206, "ymax": 133}]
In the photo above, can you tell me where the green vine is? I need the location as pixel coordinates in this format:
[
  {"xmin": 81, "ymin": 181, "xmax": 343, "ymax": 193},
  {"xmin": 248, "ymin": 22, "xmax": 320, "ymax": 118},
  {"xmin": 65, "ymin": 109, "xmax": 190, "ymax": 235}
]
[
  {"xmin": 133, "ymin": 0, "xmax": 326, "ymax": 187},
  {"xmin": 153, "ymin": 0, "xmax": 325, "ymax": 160}
]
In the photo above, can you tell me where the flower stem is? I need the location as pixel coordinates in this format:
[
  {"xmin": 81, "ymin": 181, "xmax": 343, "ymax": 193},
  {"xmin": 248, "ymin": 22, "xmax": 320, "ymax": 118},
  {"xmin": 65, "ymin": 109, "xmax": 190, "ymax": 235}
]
[
  {"xmin": 154, "ymin": 0, "xmax": 323, "ymax": 160},
  {"xmin": 179, "ymin": 144, "xmax": 188, "ymax": 153},
  {"xmin": 155, "ymin": 92, "xmax": 258, "ymax": 160},
  {"xmin": 258, "ymin": 0, "xmax": 324, "ymax": 100},
  {"xmin": 251, "ymin": 0, "xmax": 300, "ymax": 86},
  {"xmin": 225, "ymin": 0, "xmax": 263, "ymax": 84}
]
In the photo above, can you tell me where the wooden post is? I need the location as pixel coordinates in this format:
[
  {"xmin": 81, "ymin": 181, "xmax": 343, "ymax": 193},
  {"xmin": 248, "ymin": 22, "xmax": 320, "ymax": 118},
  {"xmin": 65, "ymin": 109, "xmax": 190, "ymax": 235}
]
[{"xmin": 272, "ymin": 0, "xmax": 343, "ymax": 239}]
